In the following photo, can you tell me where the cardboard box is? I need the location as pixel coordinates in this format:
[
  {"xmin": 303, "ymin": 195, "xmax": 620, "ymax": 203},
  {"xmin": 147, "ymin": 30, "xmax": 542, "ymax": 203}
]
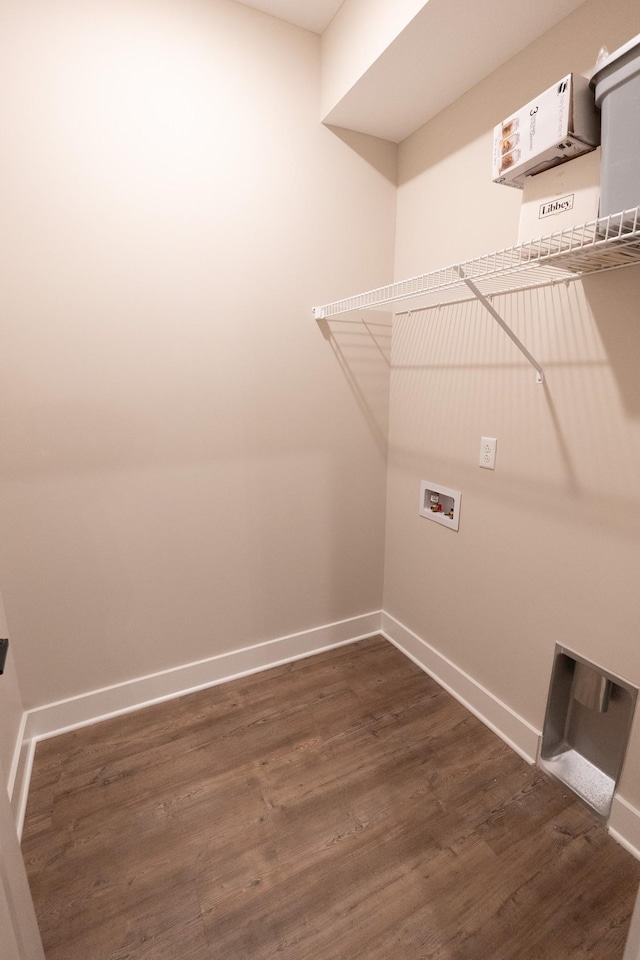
[
  {"xmin": 493, "ymin": 74, "xmax": 600, "ymax": 189},
  {"xmin": 517, "ymin": 148, "xmax": 601, "ymax": 243}
]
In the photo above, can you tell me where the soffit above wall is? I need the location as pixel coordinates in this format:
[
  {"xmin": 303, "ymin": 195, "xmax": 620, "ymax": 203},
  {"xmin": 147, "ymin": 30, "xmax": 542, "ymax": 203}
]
[
  {"xmin": 233, "ymin": 0, "xmax": 591, "ymax": 144},
  {"xmin": 322, "ymin": 0, "xmax": 591, "ymax": 142},
  {"xmin": 231, "ymin": 0, "xmax": 345, "ymax": 35}
]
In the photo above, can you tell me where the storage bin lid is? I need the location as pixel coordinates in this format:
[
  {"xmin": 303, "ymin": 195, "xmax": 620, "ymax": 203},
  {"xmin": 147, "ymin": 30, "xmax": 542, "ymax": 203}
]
[{"xmin": 591, "ymin": 32, "xmax": 640, "ymax": 103}]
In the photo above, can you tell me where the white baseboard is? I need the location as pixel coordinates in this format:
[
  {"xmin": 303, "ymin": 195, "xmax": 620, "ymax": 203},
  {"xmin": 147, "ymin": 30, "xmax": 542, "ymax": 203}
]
[
  {"xmin": 7, "ymin": 709, "xmax": 27, "ymax": 800},
  {"xmin": 23, "ymin": 611, "xmax": 383, "ymax": 744},
  {"xmin": 7, "ymin": 710, "xmax": 31, "ymax": 837},
  {"xmin": 11, "ymin": 739, "xmax": 36, "ymax": 840},
  {"xmin": 609, "ymin": 794, "xmax": 640, "ymax": 861},
  {"xmin": 381, "ymin": 611, "xmax": 541, "ymax": 764}
]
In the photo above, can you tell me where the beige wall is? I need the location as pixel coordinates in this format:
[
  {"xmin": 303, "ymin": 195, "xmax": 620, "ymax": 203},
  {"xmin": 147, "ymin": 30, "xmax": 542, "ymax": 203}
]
[
  {"xmin": 0, "ymin": 0, "xmax": 396, "ymax": 708},
  {"xmin": 0, "ymin": 590, "xmax": 24, "ymax": 796},
  {"xmin": 386, "ymin": 0, "xmax": 640, "ymax": 807}
]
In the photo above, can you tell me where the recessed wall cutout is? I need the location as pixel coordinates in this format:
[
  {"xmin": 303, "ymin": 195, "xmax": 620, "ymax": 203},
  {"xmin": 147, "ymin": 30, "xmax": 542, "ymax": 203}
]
[
  {"xmin": 540, "ymin": 646, "xmax": 638, "ymax": 819},
  {"xmin": 419, "ymin": 481, "xmax": 461, "ymax": 531}
]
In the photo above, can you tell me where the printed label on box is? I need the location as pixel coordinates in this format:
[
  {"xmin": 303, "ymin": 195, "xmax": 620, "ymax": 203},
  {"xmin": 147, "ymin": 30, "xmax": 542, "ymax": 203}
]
[{"xmin": 539, "ymin": 194, "xmax": 575, "ymax": 218}]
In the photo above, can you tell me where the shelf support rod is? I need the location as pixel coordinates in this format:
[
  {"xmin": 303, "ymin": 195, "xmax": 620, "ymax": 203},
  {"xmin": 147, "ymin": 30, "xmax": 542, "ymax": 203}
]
[{"xmin": 455, "ymin": 266, "xmax": 544, "ymax": 384}]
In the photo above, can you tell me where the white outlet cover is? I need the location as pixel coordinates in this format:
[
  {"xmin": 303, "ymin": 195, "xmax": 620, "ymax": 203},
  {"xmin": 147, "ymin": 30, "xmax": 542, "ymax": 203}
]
[{"xmin": 479, "ymin": 437, "xmax": 497, "ymax": 470}]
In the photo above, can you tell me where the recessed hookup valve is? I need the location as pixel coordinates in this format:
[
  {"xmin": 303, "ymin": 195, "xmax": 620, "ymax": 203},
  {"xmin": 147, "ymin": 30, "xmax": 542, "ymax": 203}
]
[{"xmin": 0, "ymin": 638, "xmax": 8, "ymax": 675}]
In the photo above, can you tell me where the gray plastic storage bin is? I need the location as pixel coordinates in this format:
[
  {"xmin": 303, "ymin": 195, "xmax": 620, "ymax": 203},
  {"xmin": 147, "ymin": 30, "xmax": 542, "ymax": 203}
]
[{"xmin": 591, "ymin": 34, "xmax": 640, "ymax": 219}]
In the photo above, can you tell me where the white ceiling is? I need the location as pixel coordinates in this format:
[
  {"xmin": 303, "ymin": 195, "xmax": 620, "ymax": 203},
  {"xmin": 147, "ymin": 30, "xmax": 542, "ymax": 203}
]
[{"xmin": 232, "ymin": 0, "xmax": 344, "ymax": 34}]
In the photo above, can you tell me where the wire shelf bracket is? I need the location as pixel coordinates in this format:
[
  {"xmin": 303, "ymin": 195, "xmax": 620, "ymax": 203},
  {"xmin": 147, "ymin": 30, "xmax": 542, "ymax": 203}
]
[
  {"xmin": 312, "ymin": 207, "xmax": 640, "ymax": 385},
  {"xmin": 454, "ymin": 264, "xmax": 544, "ymax": 384}
]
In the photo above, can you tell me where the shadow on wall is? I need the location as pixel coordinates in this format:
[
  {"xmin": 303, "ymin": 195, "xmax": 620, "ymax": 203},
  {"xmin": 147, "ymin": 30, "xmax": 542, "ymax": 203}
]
[
  {"xmin": 395, "ymin": 0, "xmax": 631, "ymax": 188},
  {"xmin": 325, "ymin": 126, "xmax": 397, "ymax": 184},
  {"xmin": 395, "ymin": 46, "xmax": 571, "ymax": 187},
  {"xmin": 385, "ymin": 276, "xmax": 640, "ymax": 534},
  {"xmin": 316, "ymin": 314, "xmax": 391, "ymax": 454},
  {"xmin": 582, "ymin": 266, "xmax": 640, "ymax": 417}
]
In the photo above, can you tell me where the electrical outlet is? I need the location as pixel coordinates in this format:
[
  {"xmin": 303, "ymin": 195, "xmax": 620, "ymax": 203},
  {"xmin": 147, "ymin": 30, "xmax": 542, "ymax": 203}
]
[{"xmin": 479, "ymin": 437, "xmax": 497, "ymax": 470}]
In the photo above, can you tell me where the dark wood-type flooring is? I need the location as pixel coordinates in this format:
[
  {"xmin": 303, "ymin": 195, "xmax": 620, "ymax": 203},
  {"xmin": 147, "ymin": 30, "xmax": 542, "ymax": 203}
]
[{"xmin": 22, "ymin": 636, "xmax": 640, "ymax": 959}]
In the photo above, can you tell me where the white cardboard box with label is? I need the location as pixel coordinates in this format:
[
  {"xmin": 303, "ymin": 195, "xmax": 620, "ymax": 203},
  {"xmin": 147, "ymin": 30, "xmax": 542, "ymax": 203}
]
[
  {"xmin": 493, "ymin": 74, "xmax": 600, "ymax": 189},
  {"xmin": 517, "ymin": 148, "xmax": 601, "ymax": 244}
]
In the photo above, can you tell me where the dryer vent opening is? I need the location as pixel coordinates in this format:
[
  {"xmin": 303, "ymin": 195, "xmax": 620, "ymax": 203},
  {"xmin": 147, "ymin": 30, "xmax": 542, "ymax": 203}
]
[{"xmin": 540, "ymin": 647, "xmax": 637, "ymax": 818}]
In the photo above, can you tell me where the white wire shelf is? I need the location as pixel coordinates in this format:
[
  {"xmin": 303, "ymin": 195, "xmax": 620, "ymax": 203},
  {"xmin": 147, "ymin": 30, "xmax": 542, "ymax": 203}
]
[{"xmin": 313, "ymin": 207, "xmax": 640, "ymax": 320}]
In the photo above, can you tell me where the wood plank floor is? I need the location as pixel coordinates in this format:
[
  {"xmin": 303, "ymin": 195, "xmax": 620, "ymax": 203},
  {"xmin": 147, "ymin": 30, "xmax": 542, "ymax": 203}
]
[{"xmin": 22, "ymin": 636, "xmax": 640, "ymax": 960}]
